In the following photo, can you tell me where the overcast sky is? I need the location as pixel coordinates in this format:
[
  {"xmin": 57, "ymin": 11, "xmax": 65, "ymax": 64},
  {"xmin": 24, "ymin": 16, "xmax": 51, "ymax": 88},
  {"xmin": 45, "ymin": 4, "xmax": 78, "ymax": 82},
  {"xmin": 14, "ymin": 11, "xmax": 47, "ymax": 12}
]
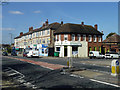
[{"xmin": 2, "ymin": 2, "xmax": 118, "ymax": 44}]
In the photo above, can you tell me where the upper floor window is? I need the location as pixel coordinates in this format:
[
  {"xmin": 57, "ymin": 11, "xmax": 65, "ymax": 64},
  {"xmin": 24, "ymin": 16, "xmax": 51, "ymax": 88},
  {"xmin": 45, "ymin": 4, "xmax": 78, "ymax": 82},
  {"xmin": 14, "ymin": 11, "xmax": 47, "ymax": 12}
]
[
  {"xmin": 59, "ymin": 35, "xmax": 61, "ymax": 41},
  {"xmin": 93, "ymin": 35, "xmax": 97, "ymax": 42},
  {"xmin": 77, "ymin": 34, "xmax": 81, "ymax": 41},
  {"xmin": 64, "ymin": 34, "xmax": 68, "ymax": 41},
  {"xmin": 98, "ymin": 35, "xmax": 101, "ymax": 42},
  {"xmin": 36, "ymin": 32, "xmax": 39, "ymax": 37},
  {"xmin": 42, "ymin": 31, "xmax": 45, "ymax": 35},
  {"xmin": 47, "ymin": 30, "xmax": 50, "ymax": 35},
  {"xmin": 88, "ymin": 35, "xmax": 92, "ymax": 42},
  {"xmin": 72, "ymin": 34, "xmax": 75, "ymax": 41},
  {"xmin": 83, "ymin": 35, "xmax": 86, "ymax": 41},
  {"xmin": 56, "ymin": 35, "xmax": 58, "ymax": 41}
]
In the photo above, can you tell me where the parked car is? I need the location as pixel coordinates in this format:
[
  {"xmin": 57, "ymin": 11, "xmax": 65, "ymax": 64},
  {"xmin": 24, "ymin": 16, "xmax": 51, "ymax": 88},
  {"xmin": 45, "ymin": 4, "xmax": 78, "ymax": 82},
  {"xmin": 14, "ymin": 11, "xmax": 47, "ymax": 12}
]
[
  {"xmin": 89, "ymin": 51, "xmax": 105, "ymax": 59},
  {"xmin": 11, "ymin": 52, "xmax": 17, "ymax": 56},
  {"xmin": 2, "ymin": 52, "xmax": 8, "ymax": 56},
  {"xmin": 105, "ymin": 52, "xmax": 119, "ymax": 59},
  {"xmin": 27, "ymin": 49, "xmax": 39, "ymax": 58},
  {"xmin": 23, "ymin": 52, "xmax": 29, "ymax": 57}
]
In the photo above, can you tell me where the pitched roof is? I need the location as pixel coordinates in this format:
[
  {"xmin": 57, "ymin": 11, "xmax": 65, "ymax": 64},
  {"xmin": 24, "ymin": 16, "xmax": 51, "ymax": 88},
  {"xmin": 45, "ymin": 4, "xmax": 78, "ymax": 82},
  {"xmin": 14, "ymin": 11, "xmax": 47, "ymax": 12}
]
[
  {"xmin": 103, "ymin": 33, "xmax": 120, "ymax": 42},
  {"xmin": 14, "ymin": 22, "xmax": 61, "ymax": 39},
  {"xmin": 54, "ymin": 23, "xmax": 103, "ymax": 35}
]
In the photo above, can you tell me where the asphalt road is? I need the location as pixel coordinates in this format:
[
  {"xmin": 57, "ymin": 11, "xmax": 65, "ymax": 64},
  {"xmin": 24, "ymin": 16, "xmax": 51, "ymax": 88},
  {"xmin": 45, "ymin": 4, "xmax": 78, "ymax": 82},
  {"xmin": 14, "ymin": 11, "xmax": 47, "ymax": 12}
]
[{"xmin": 2, "ymin": 56, "xmax": 120, "ymax": 89}]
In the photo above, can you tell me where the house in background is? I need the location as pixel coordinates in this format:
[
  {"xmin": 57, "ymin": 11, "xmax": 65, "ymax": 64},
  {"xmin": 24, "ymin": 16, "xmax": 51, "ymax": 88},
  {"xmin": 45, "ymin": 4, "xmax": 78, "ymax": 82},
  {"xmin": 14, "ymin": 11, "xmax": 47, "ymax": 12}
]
[
  {"xmin": 102, "ymin": 33, "xmax": 120, "ymax": 54},
  {"xmin": 54, "ymin": 22, "xmax": 103, "ymax": 57},
  {"xmin": 14, "ymin": 19, "xmax": 61, "ymax": 56}
]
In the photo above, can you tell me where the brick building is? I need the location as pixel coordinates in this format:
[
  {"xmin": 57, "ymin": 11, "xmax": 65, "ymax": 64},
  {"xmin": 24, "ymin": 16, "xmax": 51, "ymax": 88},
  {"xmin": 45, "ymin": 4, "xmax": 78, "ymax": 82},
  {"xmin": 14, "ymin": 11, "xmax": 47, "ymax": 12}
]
[
  {"xmin": 102, "ymin": 33, "xmax": 120, "ymax": 54},
  {"xmin": 54, "ymin": 22, "xmax": 103, "ymax": 57}
]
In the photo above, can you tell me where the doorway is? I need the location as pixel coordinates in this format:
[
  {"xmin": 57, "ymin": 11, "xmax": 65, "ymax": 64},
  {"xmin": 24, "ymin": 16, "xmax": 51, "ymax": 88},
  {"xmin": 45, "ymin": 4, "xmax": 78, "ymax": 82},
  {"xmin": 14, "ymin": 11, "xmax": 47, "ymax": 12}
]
[{"xmin": 64, "ymin": 46, "xmax": 67, "ymax": 56}]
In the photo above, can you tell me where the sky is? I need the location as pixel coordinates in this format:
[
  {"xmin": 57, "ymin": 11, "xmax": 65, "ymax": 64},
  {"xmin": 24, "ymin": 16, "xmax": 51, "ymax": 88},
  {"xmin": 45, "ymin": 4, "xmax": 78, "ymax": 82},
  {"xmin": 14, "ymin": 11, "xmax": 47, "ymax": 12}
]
[{"xmin": 2, "ymin": 2, "xmax": 118, "ymax": 44}]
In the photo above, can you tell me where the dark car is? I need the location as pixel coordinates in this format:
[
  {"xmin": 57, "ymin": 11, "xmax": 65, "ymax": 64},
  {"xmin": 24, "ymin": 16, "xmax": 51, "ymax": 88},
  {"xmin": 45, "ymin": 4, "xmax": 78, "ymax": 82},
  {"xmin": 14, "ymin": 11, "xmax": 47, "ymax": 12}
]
[
  {"xmin": 2, "ymin": 52, "xmax": 8, "ymax": 56},
  {"xmin": 11, "ymin": 52, "xmax": 17, "ymax": 56},
  {"xmin": 23, "ymin": 52, "xmax": 28, "ymax": 57}
]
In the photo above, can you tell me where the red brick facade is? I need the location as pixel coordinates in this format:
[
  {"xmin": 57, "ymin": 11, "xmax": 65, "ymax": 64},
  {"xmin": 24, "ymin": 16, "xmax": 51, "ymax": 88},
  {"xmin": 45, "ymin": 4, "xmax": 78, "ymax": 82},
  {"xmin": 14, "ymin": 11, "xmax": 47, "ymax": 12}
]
[{"xmin": 55, "ymin": 34, "xmax": 103, "ymax": 55}]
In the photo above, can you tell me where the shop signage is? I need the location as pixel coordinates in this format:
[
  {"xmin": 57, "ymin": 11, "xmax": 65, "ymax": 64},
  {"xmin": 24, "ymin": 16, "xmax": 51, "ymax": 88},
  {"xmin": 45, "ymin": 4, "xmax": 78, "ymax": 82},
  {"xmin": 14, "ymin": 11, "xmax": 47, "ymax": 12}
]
[{"xmin": 55, "ymin": 41, "xmax": 82, "ymax": 46}]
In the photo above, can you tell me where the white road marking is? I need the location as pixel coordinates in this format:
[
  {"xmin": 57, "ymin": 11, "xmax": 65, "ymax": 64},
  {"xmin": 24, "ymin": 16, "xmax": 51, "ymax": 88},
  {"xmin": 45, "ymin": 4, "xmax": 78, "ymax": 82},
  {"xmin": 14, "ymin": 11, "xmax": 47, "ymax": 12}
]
[
  {"xmin": 70, "ymin": 74, "xmax": 84, "ymax": 78},
  {"xmin": 90, "ymin": 79, "xmax": 120, "ymax": 88}
]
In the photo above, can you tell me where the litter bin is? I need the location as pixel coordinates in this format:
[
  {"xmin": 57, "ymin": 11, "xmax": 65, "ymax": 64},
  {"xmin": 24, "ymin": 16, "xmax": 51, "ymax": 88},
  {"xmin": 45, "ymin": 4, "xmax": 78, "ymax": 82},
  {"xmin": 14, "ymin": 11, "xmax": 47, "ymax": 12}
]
[{"xmin": 54, "ymin": 52, "xmax": 59, "ymax": 57}]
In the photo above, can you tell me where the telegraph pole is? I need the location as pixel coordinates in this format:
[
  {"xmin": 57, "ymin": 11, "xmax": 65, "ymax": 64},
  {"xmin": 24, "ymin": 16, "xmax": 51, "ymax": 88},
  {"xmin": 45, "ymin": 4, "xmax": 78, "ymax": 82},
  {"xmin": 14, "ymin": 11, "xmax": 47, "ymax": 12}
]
[{"xmin": 9, "ymin": 33, "xmax": 12, "ymax": 45}]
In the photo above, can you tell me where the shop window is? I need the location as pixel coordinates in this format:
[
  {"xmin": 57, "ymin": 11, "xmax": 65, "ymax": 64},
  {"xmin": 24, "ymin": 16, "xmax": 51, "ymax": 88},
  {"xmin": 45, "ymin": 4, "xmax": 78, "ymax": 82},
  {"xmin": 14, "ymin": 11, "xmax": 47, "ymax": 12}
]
[
  {"xmin": 56, "ymin": 47, "xmax": 60, "ymax": 52},
  {"xmin": 89, "ymin": 47, "xmax": 92, "ymax": 52},
  {"xmin": 72, "ymin": 46, "xmax": 78, "ymax": 51},
  {"xmin": 47, "ymin": 38, "xmax": 50, "ymax": 44},
  {"xmin": 94, "ymin": 47, "xmax": 97, "ymax": 51},
  {"xmin": 42, "ymin": 39, "xmax": 45, "ymax": 43}
]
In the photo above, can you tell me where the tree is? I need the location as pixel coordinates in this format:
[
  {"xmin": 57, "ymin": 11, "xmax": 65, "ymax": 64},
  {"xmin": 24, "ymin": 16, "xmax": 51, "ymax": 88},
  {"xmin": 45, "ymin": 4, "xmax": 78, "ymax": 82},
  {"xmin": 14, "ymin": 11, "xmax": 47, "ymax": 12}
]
[{"xmin": 106, "ymin": 32, "xmax": 116, "ymax": 39}]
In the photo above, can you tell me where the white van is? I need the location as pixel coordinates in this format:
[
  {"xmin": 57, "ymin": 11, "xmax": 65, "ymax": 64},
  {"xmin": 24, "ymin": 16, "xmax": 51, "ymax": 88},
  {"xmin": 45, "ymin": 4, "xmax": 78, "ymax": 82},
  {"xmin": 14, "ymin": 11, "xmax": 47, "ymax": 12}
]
[
  {"xmin": 89, "ymin": 51, "xmax": 105, "ymax": 59},
  {"xmin": 27, "ymin": 49, "xmax": 39, "ymax": 57}
]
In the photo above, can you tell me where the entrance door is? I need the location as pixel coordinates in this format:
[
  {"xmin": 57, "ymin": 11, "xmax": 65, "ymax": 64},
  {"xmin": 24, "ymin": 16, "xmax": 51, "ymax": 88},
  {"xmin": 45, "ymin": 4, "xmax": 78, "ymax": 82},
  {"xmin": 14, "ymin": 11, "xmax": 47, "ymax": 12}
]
[{"xmin": 64, "ymin": 46, "xmax": 67, "ymax": 56}]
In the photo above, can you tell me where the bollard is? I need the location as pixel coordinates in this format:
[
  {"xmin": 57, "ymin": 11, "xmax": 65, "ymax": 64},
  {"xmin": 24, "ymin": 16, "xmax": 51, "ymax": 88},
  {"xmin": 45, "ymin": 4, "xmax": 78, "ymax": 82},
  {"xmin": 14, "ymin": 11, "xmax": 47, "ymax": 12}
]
[{"xmin": 111, "ymin": 59, "xmax": 120, "ymax": 76}]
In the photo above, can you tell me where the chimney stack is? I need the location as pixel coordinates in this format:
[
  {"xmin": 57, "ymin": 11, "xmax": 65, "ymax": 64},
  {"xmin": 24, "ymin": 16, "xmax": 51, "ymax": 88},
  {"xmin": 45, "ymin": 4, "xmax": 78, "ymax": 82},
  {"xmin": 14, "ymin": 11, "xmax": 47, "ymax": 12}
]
[
  {"xmin": 94, "ymin": 24, "xmax": 98, "ymax": 30},
  {"xmin": 45, "ymin": 19, "xmax": 49, "ymax": 26},
  {"xmin": 61, "ymin": 21, "xmax": 63, "ymax": 25},
  {"xmin": 29, "ymin": 27, "xmax": 33, "ymax": 32},
  {"xmin": 81, "ymin": 22, "xmax": 84, "ymax": 25},
  {"xmin": 101, "ymin": 30, "xmax": 103, "ymax": 34},
  {"xmin": 20, "ymin": 32, "xmax": 23, "ymax": 36},
  {"xmin": 43, "ymin": 23, "xmax": 45, "ymax": 27}
]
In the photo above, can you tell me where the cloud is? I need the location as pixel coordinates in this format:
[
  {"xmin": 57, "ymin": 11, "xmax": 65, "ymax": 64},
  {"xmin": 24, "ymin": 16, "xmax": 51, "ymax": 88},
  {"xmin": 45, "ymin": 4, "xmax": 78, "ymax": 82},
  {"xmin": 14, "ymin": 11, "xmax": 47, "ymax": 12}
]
[
  {"xmin": 33, "ymin": 10, "xmax": 41, "ymax": 13},
  {"xmin": 9, "ymin": 11, "xmax": 24, "ymax": 15},
  {"xmin": 0, "ymin": 28, "xmax": 15, "ymax": 31}
]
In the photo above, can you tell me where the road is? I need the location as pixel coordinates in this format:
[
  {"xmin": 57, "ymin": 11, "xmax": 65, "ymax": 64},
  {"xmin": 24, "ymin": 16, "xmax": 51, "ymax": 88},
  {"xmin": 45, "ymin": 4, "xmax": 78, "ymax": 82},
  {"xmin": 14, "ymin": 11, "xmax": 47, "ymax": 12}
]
[{"xmin": 2, "ymin": 56, "xmax": 120, "ymax": 89}]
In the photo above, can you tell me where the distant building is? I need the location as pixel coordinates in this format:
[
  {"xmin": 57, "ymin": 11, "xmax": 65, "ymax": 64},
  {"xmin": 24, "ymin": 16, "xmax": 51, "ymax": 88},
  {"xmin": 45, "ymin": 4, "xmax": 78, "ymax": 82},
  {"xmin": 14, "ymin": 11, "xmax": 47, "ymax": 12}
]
[
  {"xmin": 102, "ymin": 33, "xmax": 120, "ymax": 54},
  {"xmin": 14, "ymin": 19, "xmax": 61, "ymax": 56},
  {"xmin": 54, "ymin": 22, "xmax": 103, "ymax": 57}
]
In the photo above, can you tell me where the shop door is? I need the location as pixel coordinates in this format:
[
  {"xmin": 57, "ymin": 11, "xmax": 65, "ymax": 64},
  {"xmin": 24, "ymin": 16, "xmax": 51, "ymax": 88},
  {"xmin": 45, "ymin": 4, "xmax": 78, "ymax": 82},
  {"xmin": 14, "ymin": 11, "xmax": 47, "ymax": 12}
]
[{"xmin": 64, "ymin": 46, "xmax": 67, "ymax": 56}]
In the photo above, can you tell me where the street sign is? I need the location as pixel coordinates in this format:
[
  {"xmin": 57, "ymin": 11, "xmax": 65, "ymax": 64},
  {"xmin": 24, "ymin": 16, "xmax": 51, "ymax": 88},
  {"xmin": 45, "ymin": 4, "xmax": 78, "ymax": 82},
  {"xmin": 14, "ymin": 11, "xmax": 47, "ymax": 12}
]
[{"xmin": 116, "ymin": 61, "xmax": 119, "ymax": 65}]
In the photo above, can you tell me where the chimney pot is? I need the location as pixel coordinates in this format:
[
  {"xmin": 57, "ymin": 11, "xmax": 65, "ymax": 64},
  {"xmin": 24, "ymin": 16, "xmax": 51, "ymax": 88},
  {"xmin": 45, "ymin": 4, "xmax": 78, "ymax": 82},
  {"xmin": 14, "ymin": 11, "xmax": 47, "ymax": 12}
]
[
  {"xmin": 81, "ymin": 22, "xmax": 84, "ymax": 25},
  {"xmin": 94, "ymin": 24, "xmax": 98, "ymax": 30},
  {"xmin": 29, "ymin": 27, "xmax": 33, "ymax": 32},
  {"xmin": 20, "ymin": 32, "xmax": 23, "ymax": 36},
  {"xmin": 61, "ymin": 21, "xmax": 63, "ymax": 25},
  {"xmin": 46, "ymin": 19, "xmax": 49, "ymax": 25}
]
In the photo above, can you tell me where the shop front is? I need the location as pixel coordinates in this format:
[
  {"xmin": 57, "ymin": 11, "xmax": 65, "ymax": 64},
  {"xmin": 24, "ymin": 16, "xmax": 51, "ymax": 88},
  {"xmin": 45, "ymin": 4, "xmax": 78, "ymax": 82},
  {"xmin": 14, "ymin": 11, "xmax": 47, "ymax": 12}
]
[
  {"xmin": 55, "ymin": 41, "xmax": 88, "ymax": 57},
  {"xmin": 37, "ymin": 44, "xmax": 48, "ymax": 56}
]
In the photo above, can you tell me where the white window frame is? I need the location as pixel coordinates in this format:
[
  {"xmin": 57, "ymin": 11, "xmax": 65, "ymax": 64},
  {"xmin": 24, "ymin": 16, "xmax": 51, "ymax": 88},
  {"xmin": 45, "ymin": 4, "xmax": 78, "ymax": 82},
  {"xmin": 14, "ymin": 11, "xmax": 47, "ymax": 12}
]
[
  {"xmin": 83, "ymin": 35, "xmax": 86, "ymax": 41},
  {"xmin": 72, "ymin": 34, "xmax": 75, "ymax": 41},
  {"xmin": 56, "ymin": 35, "xmax": 58, "ymax": 41},
  {"xmin": 98, "ymin": 35, "xmax": 101, "ymax": 42},
  {"xmin": 77, "ymin": 34, "xmax": 81, "ymax": 41},
  {"xmin": 88, "ymin": 35, "xmax": 92, "ymax": 42},
  {"xmin": 64, "ymin": 34, "xmax": 68, "ymax": 41},
  {"xmin": 59, "ymin": 34, "xmax": 61, "ymax": 41},
  {"xmin": 93, "ymin": 35, "xmax": 97, "ymax": 42},
  {"xmin": 47, "ymin": 30, "xmax": 50, "ymax": 35}
]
